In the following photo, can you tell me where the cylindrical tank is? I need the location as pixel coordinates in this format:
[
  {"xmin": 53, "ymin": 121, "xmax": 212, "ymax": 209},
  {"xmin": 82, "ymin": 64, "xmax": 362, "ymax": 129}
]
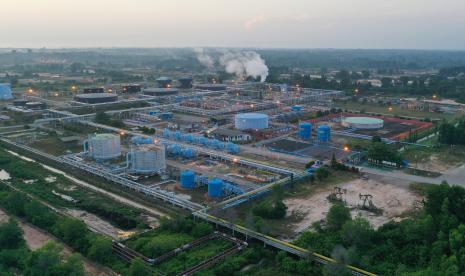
[
  {"xmin": 208, "ymin": 178, "xmax": 223, "ymax": 198},
  {"xmin": 178, "ymin": 77, "xmax": 193, "ymax": 89},
  {"xmin": 199, "ymin": 137, "xmax": 209, "ymax": 146},
  {"xmin": 181, "ymin": 148, "xmax": 195, "ymax": 159},
  {"xmin": 167, "ymin": 144, "xmax": 182, "ymax": 155},
  {"xmin": 299, "ymin": 122, "xmax": 312, "ymax": 140},
  {"xmin": 235, "ymin": 113, "xmax": 269, "ymax": 130},
  {"xmin": 174, "ymin": 131, "xmax": 182, "ymax": 140},
  {"xmin": 317, "ymin": 125, "xmax": 331, "ymax": 143},
  {"xmin": 0, "ymin": 83, "xmax": 13, "ymax": 100},
  {"xmin": 156, "ymin": 77, "xmax": 172, "ymax": 88},
  {"xmin": 226, "ymin": 143, "xmax": 240, "ymax": 154},
  {"xmin": 180, "ymin": 170, "xmax": 196, "ymax": 189},
  {"xmin": 291, "ymin": 105, "xmax": 303, "ymax": 111},
  {"xmin": 131, "ymin": 136, "xmax": 153, "ymax": 145},
  {"xmin": 162, "ymin": 129, "xmax": 171, "ymax": 138},
  {"xmin": 87, "ymin": 134, "xmax": 121, "ymax": 160},
  {"xmin": 129, "ymin": 145, "xmax": 164, "ymax": 174}
]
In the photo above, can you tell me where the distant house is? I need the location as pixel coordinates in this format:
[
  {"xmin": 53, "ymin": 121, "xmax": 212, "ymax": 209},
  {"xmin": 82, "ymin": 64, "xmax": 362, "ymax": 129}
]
[{"xmin": 210, "ymin": 128, "xmax": 252, "ymax": 142}]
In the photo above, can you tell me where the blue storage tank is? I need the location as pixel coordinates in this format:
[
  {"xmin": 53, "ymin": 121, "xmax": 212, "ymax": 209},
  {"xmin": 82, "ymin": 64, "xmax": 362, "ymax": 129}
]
[
  {"xmin": 185, "ymin": 134, "xmax": 194, "ymax": 143},
  {"xmin": 208, "ymin": 178, "xmax": 223, "ymax": 198},
  {"xmin": 0, "ymin": 84, "xmax": 13, "ymax": 100},
  {"xmin": 163, "ymin": 129, "xmax": 171, "ymax": 138},
  {"xmin": 148, "ymin": 111, "xmax": 157, "ymax": 116},
  {"xmin": 299, "ymin": 122, "xmax": 312, "ymax": 140},
  {"xmin": 131, "ymin": 136, "xmax": 153, "ymax": 145},
  {"xmin": 226, "ymin": 143, "xmax": 240, "ymax": 154},
  {"xmin": 199, "ymin": 137, "xmax": 209, "ymax": 146},
  {"xmin": 210, "ymin": 139, "xmax": 222, "ymax": 149},
  {"xmin": 192, "ymin": 136, "xmax": 201, "ymax": 144},
  {"xmin": 292, "ymin": 105, "xmax": 303, "ymax": 111},
  {"xmin": 174, "ymin": 131, "xmax": 182, "ymax": 140},
  {"xmin": 181, "ymin": 148, "xmax": 195, "ymax": 159},
  {"xmin": 167, "ymin": 144, "xmax": 182, "ymax": 155},
  {"xmin": 180, "ymin": 170, "xmax": 196, "ymax": 189},
  {"xmin": 317, "ymin": 125, "xmax": 331, "ymax": 143}
]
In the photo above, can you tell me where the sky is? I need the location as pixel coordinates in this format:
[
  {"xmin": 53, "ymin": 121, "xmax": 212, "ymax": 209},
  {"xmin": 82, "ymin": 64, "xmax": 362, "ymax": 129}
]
[{"xmin": 1, "ymin": 0, "xmax": 465, "ymax": 49}]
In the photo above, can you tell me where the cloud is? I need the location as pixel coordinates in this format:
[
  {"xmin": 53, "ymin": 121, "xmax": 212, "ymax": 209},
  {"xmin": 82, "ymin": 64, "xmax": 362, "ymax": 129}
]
[{"xmin": 244, "ymin": 15, "xmax": 266, "ymax": 31}]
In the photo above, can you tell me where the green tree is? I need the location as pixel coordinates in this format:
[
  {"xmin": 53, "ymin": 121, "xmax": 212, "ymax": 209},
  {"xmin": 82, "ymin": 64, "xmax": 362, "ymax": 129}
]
[
  {"xmin": 0, "ymin": 219, "xmax": 24, "ymax": 250},
  {"xmin": 86, "ymin": 235, "xmax": 113, "ymax": 264},
  {"xmin": 127, "ymin": 257, "xmax": 151, "ymax": 276},
  {"xmin": 326, "ymin": 203, "xmax": 351, "ymax": 231}
]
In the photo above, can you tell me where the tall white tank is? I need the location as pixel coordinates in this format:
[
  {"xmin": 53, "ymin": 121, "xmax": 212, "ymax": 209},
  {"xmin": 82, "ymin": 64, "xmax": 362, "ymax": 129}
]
[
  {"xmin": 87, "ymin": 134, "xmax": 121, "ymax": 160},
  {"xmin": 129, "ymin": 144, "xmax": 166, "ymax": 174}
]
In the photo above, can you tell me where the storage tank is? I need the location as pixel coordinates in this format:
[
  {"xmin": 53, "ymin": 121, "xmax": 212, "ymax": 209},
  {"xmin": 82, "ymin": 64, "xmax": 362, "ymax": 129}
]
[
  {"xmin": 299, "ymin": 122, "xmax": 312, "ymax": 140},
  {"xmin": 156, "ymin": 77, "xmax": 172, "ymax": 88},
  {"xmin": 178, "ymin": 77, "xmax": 193, "ymax": 89},
  {"xmin": 167, "ymin": 144, "xmax": 182, "ymax": 155},
  {"xmin": 235, "ymin": 113, "xmax": 269, "ymax": 130},
  {"xmin": 208, "ymin": 178, "xmax": 223, "ymax": 198},
  {"xmin": 291, "ymin": 105, "xmax": 303, "ymax": 111},
  {"xmin": 226, "ymin": 143, "xmax": 240, "ymax": 154},
  {"xmin": 317, "ymin": 125, "xmax": 331, "ymax": 143},
  {"xmin": 131, "ymin": 136, "xmax": 153, "ymax": 145},
  {"xmin": 180, "ymin": 170, "xmax": 196, "ymax": 189},
  {"xmin": 129, "ymin": 145, "xmax": 166, "ymax": 174},
  {"xmin": 85, "ymin": 134, "xmax": 121, "ymax": 160},
  {"xmin": 181, "ymin": 148, "xmax": 195, "ymax": 159},
  {"xmin": 0, "ymin": 84, "xmax": 13, "ymax": 100}
]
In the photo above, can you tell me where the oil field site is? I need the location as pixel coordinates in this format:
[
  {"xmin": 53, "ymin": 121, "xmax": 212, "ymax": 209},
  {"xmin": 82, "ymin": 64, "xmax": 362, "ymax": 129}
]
[{"xmin": 1, "ymin": 44, "xmax": 465, "ymax": 276}]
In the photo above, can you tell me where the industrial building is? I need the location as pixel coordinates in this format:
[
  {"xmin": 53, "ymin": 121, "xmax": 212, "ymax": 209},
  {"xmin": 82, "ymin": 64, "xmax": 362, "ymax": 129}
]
[
  {"xmin": 195, "ymin": 83, "xmax": 227, "ymax": 91},
  {"xmin": 122, "ymin": 84, "xmax": 141, "ymax": 93},
  {"xmin": 0, "ymin": 83, "xmax": 13, "ymax": 100},
  {"xmin": 235, "ymin": 113, "xmax": 269, "ymax": 130},
  {"xmin": 74, "ymin": 93, "xmax": 118, "ymax": 104},
  {"xmin": 210, "ymin": 128, "xmax": 252, "ymax": 142},
  {"xmin": 143, "ymin": 88, "xmax": 179, "ymax": 96},
  {"xmin": 84, "ymin": 133, "xmax": 121, "ymax": 160},
  {"xmin": 82, "ymin": 87, "xmax": 105, "ymax": 94}
]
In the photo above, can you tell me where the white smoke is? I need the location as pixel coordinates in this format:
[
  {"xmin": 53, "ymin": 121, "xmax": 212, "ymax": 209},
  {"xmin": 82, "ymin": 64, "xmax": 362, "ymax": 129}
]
[
  {"xmin": 194, "ymin": 48, "xmax": 214, "ymax": 69},
  {"xmin": 219, "ymin": 51, "xmax": 269, "ymax": 82}
]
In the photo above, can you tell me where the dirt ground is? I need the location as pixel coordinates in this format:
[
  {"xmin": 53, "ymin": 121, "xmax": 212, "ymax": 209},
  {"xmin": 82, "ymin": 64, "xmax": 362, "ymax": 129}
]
[
  {"xmin": 414, "ymin": 154, "xmax": 455, "ymax": 172},
  {"xmin": 284, "ymin": 176, "xmax": 422, "ymax": 235},
  {"xmin": 65, "ymin": 209, "xmax": 134, "ymax": 240},
  {"xmin": 0, "ymin": 209, "xmax": 116, "ymax": 276}
]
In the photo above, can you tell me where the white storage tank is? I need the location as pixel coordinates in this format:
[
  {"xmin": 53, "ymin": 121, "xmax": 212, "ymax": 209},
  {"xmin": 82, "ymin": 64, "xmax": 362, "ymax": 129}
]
[
  {"xmin": 235, "ymin": 113, "xmax": 269, "ymax": 130},
  {"xmin": 86, "ymin": 134, "xmax": 121, "ymax": 160},
  {"xmin": 129, "ymin": 144, "xmax": 166, "ymax": 174}
]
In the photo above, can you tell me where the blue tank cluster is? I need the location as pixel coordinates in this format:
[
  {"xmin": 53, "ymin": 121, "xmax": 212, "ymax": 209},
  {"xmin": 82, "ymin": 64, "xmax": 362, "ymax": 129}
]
[
  {"xmin": 131, "ymin": 136, "xmax": 153, "ymax": 145},
  {"xmin": 162, "ymin": 129, "xmax": 240, "ymax": 154},
  {"xmin": 317, "ymin": 125, "xmax": 331, "ymax": 143},
  {"xmin": 208, "ymin": 178, "xmax": 224, "ymax": 198},
  {"xmin": 299, "ymin": 122, "xmax": 312, "ymax": 140},
  {"xmin": 147, "ymin": 111, "xmax": 157, "ymax": 116},
  {"xmin": 166, "ymin": 144, "xmax": 196, "ymax": 159},
  {"xmin": 180, "ymin": 170, "xmax": 196, "ymax": 189},
  {"xmin": 226, "ymin": 143, "xmax": 240, "ymax": 154}
]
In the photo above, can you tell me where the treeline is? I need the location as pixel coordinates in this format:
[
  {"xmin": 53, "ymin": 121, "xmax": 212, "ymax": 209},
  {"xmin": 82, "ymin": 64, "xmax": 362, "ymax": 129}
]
[
  {"xmin": 438, "ymin": 119, "xmax": 465, "ymax": 145},
  {"xmin": 0, "ymin": 187, "xmax": 123, "ymax": 273},
  {"xmin": 294, "ymin": 182, "xmax": 465, "ymax": 275},
  {"xmin": 0, "ymin": 218, "xmax": 86, "ymax": 275}
]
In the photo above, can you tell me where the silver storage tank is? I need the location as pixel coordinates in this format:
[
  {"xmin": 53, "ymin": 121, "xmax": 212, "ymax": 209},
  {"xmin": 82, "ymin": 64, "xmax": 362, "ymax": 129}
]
[
  {"xmin": 129, "ymin": 144, "xmax": 166, "ymax": 174},
  {"xmin": 86, "ymin": 134, "xmax": 121, "ymax": 160}
]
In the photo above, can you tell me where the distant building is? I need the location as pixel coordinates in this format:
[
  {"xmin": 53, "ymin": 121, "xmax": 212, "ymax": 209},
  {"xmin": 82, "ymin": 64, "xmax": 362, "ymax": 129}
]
[{"xmin": 211, "ymin": 128, "xmax": 252, "ymax": 142}]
